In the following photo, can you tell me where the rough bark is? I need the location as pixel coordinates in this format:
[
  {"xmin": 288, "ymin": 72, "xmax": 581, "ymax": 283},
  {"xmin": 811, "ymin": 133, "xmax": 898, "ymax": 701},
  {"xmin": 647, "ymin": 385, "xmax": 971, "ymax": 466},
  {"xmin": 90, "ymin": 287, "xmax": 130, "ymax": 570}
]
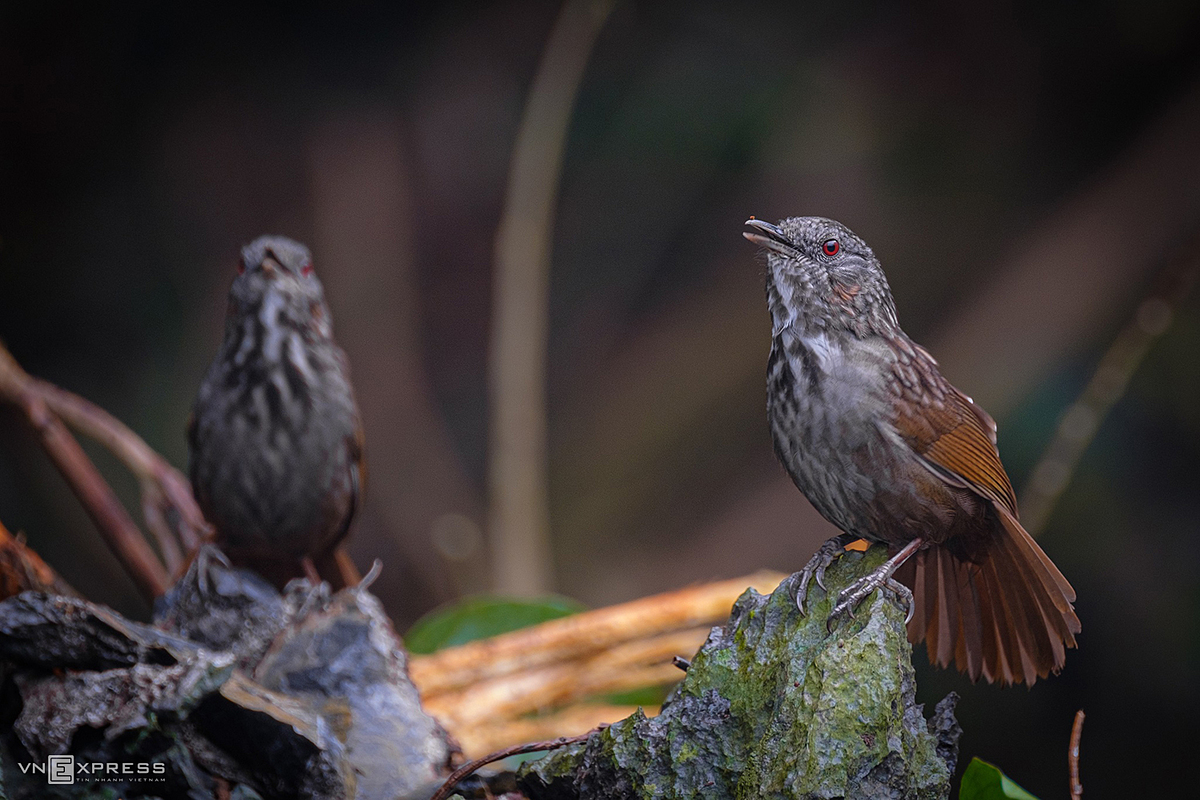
[{"xmin": 519, "ymin": 546, "xmax": 960, "ymax": 800}]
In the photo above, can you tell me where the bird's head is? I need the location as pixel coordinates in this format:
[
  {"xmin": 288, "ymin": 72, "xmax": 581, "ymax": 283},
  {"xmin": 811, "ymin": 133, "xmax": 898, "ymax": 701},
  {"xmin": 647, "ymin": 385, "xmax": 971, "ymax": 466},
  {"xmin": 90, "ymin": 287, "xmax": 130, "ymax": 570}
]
[
  {"xmin": 744, "ymin": 216, "xmax": 898, "ymax": 337},
  {"xmin": 227, "ymin": 235, "xmax": 332, "ymax": 340}
]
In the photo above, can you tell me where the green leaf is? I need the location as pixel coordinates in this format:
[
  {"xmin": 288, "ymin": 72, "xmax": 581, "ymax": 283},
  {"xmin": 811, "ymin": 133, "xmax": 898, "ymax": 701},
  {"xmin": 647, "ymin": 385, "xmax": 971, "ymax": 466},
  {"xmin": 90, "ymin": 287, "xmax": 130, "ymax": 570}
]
[
  {"xmin": 605, "ymin": 684, "xmax": 671, "ymax": 707},
  {"xmin": 404, "ymin": 595, "xmax": 586, "ymax": 654},
  {"xmin": 959, "ymin": 757, "xmax": 1041, "ymax": 800}
]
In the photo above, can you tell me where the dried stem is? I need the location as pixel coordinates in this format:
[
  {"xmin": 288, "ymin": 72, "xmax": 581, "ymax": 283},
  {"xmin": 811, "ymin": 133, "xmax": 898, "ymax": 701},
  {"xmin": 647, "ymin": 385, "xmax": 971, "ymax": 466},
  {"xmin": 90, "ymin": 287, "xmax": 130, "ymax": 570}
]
[
  {"xmin": 1020, "ymin": 228, "xmax": 1200, "ymax": 533},
  {"xmin": 0, "ymin": 343, "xmax": 172, "ymax": 599},
  {"xmin": 429, "ymin": 728, "xmax": 602, "ymax": 800},
  {"xmin": 411, "ymin": 571, "xmax": 784, "ymax": 757},
  {"xmin": 488, "ymin": 0, "xmax": 615, "ymax": 595},
  {"xmin": 411, "ymin": 570, "xmax": 783, "ymax": 696},
  {"xmin": 1069, "ymin": 709, "xmax": 1085, "ymax": 800},
  {"xmin": 422, "ymin": 626, "xmax": 707, "ymax": 730}
]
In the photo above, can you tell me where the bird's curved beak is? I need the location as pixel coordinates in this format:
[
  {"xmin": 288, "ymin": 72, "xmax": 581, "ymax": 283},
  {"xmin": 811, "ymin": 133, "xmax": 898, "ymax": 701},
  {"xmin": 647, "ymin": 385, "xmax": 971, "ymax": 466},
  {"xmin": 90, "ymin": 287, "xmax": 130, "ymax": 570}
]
[
  {"xmin": 743, "ymin": 218, "xmax": 796, "ymax": 256},
  {"xmin": 259, "ymin": 256, "xmax": 281, "ymax": 278}
]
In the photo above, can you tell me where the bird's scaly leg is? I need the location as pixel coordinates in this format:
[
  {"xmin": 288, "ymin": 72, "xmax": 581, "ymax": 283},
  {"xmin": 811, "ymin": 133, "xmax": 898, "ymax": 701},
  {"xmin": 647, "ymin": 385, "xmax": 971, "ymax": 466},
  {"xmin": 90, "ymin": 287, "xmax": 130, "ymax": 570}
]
[{"xmin": 827, "ymin": 537, "xmax": 922, "ymax": 631}]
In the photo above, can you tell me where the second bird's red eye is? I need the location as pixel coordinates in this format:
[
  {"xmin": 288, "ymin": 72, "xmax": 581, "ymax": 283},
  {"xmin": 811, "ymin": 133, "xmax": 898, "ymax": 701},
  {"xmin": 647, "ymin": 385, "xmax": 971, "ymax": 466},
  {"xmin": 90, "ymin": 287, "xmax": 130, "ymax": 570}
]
[
  {"xmin": 822, "ymin": 239, "xmax": 840, "ymax": 257},
  {"xmin": 237, "ymin": 260, "xmax": 245, "ymax": 275},
  {"xmin": 301, "ymin": 262, "xmax": 314, "ymax": 277}
]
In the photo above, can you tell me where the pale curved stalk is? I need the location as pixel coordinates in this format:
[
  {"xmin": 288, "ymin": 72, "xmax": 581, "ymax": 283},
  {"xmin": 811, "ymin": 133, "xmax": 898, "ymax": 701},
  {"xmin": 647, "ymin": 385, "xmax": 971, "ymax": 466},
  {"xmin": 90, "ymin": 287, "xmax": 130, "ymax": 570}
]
[{"xmin": 488, "ymin": 0, "xmax": 615, "ymax": 595}]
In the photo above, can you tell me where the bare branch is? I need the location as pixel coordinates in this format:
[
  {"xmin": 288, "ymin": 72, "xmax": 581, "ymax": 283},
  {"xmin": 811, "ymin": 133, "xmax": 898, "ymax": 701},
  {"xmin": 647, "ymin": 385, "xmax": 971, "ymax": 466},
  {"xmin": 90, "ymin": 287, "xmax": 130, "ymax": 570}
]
[
  {"xmin": 429, "ymin": 728, "xmax": 602, "ymax": 800},
  {"xmin": 30, "ymin": 376, "xmax": 209, "ymax": 569},
  {"xmin": 1069, "ymin": 709, "xmax": 1085, "ymax": 800},
  {"xmin": 0, "ymin": 343, "xmax": 171, "ymax": 600},
  {"xmin": 455, "ymin": 704, "xmax": 635, "ymax": 760}
]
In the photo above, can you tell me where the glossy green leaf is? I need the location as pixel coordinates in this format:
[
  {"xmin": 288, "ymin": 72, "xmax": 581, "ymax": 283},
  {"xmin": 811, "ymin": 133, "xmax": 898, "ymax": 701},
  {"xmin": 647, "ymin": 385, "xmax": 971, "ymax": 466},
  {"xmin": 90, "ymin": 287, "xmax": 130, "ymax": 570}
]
[
  {"xmin": 959, "ymin": 757, "xmax": 1040, "ymax": 800},
  {"xmin": 403, "ymin": 594, "xmax": 586, "ymax": 654}
]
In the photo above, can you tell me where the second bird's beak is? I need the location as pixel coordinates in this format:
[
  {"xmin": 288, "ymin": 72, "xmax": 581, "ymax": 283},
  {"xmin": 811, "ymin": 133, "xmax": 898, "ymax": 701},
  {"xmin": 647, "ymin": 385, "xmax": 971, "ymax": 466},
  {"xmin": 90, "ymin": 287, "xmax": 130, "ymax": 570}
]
[
  {"xmin": 743, "ymin": 218, "xmax": 795, "ymax": 256},
  {"xmin": 259, "ymin": 256, "xmax": 281, "ymax": 278}
]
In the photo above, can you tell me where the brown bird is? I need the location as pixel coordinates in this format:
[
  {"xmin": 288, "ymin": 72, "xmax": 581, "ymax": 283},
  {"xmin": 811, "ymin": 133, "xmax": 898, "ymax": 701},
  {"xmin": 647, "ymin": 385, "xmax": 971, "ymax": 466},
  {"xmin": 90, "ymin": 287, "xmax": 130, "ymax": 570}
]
[
  {"xmin": 745, "ymin": 215, "xmax": 1079, "ymax": 685},
  {"xmin": 189, "ymin": 236, "xmax": 364, "ymax": 587}
]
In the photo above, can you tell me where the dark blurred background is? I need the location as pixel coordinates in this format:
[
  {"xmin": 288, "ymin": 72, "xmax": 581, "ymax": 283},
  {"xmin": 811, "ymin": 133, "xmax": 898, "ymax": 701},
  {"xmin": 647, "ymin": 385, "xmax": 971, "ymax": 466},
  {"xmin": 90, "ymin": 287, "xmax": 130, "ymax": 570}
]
[{"xmin": 2, "ymin": 0, "xmax": 1199, "ymax": 794}]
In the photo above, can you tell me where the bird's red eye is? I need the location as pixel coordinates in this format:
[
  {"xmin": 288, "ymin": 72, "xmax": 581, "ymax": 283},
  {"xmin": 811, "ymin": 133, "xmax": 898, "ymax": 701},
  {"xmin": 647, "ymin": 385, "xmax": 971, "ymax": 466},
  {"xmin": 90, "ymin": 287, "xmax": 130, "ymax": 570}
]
[
  {"xmin": 822, "ymin": 239, "xmax": 840, "ymax": 257},
  {"xmin": 237, "ymin": 260, "xmax": 245, "ymax": 275},
  {"xmin": 301, "ymin": 262, "xmax": 314, "ymax": 277}
]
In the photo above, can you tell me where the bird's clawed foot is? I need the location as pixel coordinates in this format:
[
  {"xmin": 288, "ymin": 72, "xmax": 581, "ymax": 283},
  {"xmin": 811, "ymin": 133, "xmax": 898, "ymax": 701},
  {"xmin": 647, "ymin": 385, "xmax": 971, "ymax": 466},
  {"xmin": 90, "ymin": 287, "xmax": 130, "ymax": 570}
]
[
  {"xmin": 826, "ymin": 573, "xmax": 914, "ymax": 632},
  {"xmin": 824, "ymin": 537, "xmax": 922, "ymax": 632},
  {"xmin": 795, "ymin": 533, "xmax": 858, "ymax": 615}
]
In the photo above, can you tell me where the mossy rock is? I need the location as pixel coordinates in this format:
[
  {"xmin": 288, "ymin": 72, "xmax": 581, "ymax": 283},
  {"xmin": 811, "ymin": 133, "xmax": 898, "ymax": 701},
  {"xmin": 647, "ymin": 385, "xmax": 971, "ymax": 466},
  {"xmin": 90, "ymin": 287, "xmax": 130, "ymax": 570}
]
[{"xmin": 519, "ymin": 546, "xmax": 960, "ymax": 799}]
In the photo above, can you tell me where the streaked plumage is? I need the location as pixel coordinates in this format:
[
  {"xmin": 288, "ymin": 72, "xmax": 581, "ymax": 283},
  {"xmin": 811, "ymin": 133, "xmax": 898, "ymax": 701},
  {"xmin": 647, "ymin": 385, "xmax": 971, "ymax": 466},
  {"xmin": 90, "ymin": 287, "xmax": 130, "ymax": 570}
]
[
  {"xmin": 747, "ymin": 215, "xmax": 1079, "ymax": 685},
  {"xmin": 189, "ymin": 236, "xmax": 363, "ymax": 581}
]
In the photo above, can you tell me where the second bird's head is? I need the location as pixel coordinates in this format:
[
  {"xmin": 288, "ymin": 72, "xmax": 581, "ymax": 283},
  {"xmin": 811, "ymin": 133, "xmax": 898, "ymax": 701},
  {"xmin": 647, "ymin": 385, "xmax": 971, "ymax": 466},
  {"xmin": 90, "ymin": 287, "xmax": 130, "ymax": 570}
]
[{"xmin": 227, "ymin": 235, "xmax": 333, "ymax": 340}]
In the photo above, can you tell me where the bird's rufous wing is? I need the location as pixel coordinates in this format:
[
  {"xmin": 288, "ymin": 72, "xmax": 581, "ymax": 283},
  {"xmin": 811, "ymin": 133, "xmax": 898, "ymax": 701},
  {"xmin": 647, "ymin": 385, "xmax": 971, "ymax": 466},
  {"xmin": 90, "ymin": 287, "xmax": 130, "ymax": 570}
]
[{"xmin": 886, "ymin": 340, "xmax": 1018, "ymax": 515}]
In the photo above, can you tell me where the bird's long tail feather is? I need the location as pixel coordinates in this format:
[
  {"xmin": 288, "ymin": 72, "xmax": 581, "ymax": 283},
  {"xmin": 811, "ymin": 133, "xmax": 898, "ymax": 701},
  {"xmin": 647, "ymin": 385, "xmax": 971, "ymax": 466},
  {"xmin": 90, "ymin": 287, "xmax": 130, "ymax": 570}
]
[{"xmin": 894, "ymin": 509, "xmax": 1080, "ymax": 685}]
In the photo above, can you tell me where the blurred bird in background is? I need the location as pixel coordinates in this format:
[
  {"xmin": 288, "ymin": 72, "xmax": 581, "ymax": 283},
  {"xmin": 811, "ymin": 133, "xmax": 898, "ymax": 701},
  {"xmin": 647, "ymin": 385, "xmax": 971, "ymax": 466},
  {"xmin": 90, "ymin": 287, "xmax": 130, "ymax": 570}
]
[{"xmin": 189, "ymin": 236, "xmax": 364, "ymax": 587}]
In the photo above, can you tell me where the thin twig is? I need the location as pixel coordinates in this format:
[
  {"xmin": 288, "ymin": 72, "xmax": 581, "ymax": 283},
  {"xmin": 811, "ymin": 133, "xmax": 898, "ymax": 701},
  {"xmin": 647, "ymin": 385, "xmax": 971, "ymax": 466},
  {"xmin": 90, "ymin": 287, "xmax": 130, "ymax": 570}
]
[
  {"xmin": 445, "ymin": 704, "xmax": 633, "ymax": 764},
  {"xmin": 1069, "ymin": 709, "xmax": 1085, "ymax": 800},
  {"xmin": 429, "ymin": 727, "xmax": 602, "ymax": 800},
  {"xmin": 0, "ymin": 343, "xmax": 170, "ymax": 599},
  {"xmin": 11, "ymin": 382, "xmax": 168, "ymax": 598},
  {"xmin": 487, "ymin": 0, "xmax": 615, "ymax": 595},
  {"xmin": 30, "ymin": 374, "xmax": 208, "ymax": 566},
  {"xmin": 1020, "ymin": 227, "xmax": 1200, "ymax": 533}
]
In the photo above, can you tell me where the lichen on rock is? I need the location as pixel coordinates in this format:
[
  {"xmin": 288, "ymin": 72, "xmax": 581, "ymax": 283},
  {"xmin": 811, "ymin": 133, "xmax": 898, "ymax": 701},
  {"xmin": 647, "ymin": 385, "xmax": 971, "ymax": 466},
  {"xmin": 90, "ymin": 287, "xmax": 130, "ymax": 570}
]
[{"xmin": 519, "ymin": 546, "xmax": 961, "ymax": 800}]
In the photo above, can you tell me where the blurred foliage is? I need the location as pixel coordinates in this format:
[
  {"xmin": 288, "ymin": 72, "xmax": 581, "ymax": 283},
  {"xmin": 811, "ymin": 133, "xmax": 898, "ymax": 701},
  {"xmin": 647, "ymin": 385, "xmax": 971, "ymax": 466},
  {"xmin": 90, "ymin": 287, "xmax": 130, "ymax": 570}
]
[
  {"xmin": 603, "ymin": 684, "xmax": 670, "ymax": 708},
  {"xmin": 404, "ymin": 594, "xmax": 585, "ymax": 654},
  {"xmin": 958, "ymin": 758, "xmax": 1040, "ymax": 800}
]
